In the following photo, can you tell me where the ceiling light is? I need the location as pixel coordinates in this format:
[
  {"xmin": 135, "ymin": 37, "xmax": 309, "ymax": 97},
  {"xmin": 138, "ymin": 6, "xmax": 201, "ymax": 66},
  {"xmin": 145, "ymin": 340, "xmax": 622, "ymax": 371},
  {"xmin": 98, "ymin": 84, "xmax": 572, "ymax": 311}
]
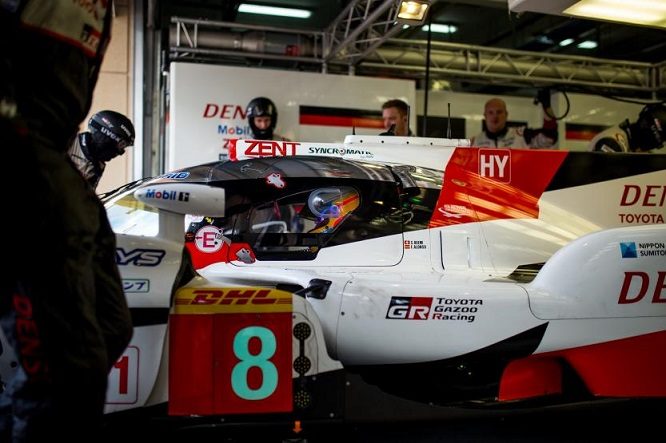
[
  {"xmin": 508, "ymin": 0, "xmax": 666, "ymax": 29},
  {"xmin": 559, "ymin": 38, "xmax": 574, "ymax": 46},
  {"xmin": 564, "ymin": 0, "xmax": 666, "ymax": 28},
  {"xmin": 238, "ymin": 3, "xmax": 312, "ymax": 19},
  {"xmin": 577, "ymin": 40, "xmax": 598, "ymax": 49},
  {"xmin": 422, "ymin": 24, "xmax": 458, "ymax": 34},
  {"xmin": 397, "ymin": 0, "xmax": 431, "ymax": 25}
]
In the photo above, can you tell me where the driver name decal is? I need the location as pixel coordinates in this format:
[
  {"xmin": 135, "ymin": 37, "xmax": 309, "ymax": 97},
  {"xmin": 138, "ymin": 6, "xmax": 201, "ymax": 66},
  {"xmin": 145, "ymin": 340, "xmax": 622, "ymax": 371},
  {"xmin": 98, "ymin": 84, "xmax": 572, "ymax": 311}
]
[{"xmin": 479, "ymin": 149, "xmax": 511, "ymax": 183}]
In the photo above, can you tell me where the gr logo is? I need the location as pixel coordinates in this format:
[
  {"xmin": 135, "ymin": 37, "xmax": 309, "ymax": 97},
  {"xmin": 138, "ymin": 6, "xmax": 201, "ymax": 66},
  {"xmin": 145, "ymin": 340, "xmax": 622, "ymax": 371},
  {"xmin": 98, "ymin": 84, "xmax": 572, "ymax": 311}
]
[{"xmin": 386, "ymin": 296, "xmax": 433, "ymax": 320}]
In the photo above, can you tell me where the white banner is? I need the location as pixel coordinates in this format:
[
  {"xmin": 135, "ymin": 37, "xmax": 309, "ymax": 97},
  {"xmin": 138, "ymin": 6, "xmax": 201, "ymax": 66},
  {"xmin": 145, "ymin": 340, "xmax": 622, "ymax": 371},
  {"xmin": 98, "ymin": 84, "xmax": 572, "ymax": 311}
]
[{"xmin": 167, "ymin": 63, "xmax": 416, "ymax": 170}]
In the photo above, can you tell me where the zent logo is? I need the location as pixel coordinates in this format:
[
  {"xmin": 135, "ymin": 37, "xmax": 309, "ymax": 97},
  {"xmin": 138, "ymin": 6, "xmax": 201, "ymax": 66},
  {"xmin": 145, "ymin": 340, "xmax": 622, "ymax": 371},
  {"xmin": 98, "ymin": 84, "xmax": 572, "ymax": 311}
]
[
  {"xmin": 386, "ymin": 296, "xmax": 433, "ymax": 319},
  {"xmin": 244, "ymin": 140, "xmax": 300, "ymax": 157},
  {"xmin": 116, "ymin": 248, "xmax": 166, "ymax": 266},
  {"xmin": 478, "ymin": 149, "xmax": 511, "ymax": 183}
]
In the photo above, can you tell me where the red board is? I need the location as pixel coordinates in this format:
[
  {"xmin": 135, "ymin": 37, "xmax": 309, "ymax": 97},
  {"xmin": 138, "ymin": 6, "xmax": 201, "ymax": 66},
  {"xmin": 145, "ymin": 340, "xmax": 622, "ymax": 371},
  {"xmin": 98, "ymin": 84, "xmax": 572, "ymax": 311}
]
[{"xmin": 169, "ymin": 287, "xmax": 293, "ymax": 415}]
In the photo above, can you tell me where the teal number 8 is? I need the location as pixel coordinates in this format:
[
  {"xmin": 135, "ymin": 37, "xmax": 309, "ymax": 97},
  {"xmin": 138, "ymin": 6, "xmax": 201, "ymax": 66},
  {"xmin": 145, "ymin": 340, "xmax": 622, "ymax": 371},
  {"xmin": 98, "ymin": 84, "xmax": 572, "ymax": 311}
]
[{"xmin": 231, "ymin": 326, "xmax": 278, "ymax": 400}]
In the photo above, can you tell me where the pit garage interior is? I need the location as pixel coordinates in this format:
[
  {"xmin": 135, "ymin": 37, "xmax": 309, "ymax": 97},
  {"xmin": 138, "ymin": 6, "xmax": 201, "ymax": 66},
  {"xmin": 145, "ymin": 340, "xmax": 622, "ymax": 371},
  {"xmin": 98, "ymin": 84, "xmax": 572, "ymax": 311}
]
[
  {"xmin": 6, "ymin": 2, "xmax": 666, "ymax": 442},
  {"xmin": 97, "ymin": 0, "xmax": 665, "ymax": 193}
]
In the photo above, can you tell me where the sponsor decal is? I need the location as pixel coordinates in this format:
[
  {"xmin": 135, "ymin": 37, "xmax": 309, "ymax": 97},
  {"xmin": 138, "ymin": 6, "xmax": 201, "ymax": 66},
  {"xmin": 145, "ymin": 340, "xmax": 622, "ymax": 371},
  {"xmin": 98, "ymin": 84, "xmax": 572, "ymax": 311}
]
[
  {"xmin": 619, "ymin": 185, "xmax": 665, "ymax": 224},
  {"xmin": 195, "ymin": 226, "xmax": 228, "ymax": 253},
  {"xmin": 202, "ymin": 103, "xmax": 246, "ymax": 119},
  {"xmin": 385, "ymin": 296, "xmax": 482, "ymax": 322},
  {"xmin": 144, "ymin": 188, "xmax": 190, "ymax": 202},
  {"xmin": 174, "ymin": 287, "xmax": 292, "ymax": 314},
  {"xmin": 404, "ymin": 240, "xmax": 426, "ymax": 250},
  {"xmin": 386, "ymin": 296, "xmax": 431, "ymax": 319},
  {"xmin": 437, "ymin": 204, "xmax": 470, "ymax": 218},
  {"xmin": 218, "ymin": 124, "xmax": 252, "ymax": 136},
  {"xmin": 160, "ymin": 171, "xmax": 190, "ymax": 179},
  {"xmin": 620, "ymin": 241, "xmax": 666, "ymax": 258},
  {"xmin": 618, "ymin": 271, "xmax": 666, "ymax": 304},
  {"xmin": 116, "ymin": 248, "xmax": 166, "ymax": 267},
  {"xmin": 244, "ymin": 140, "xmax": 299, "ymax": 157},
  {"xmin": 620, "ymin": 242, "xmax": 638, "ymax": 258},
  {"xmin": 307, "ymin": 146, "xmax": 373, "ymax": 157},
  {"xmin": 123, "ymin": 279, "xmax": 150, "ymax": 293},
  {"xmin": 478, "ymin": 149, "xmax": 511, "ymax": 183},
  {"xmin": 266, "ymin": 172, "xmax": 286, "ymax": 189}
]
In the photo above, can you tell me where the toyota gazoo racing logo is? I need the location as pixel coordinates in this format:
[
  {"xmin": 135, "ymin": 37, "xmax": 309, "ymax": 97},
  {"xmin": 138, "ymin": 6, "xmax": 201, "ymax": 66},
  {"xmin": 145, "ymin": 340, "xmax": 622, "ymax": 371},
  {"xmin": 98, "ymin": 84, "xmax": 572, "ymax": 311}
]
[
  {"xmin": 386, "ymin": 296, "xmax": 482, "ymax": 322},
  {"xmin": 386, "ymin": 296, "xmax": 432, "ymax": 319}
]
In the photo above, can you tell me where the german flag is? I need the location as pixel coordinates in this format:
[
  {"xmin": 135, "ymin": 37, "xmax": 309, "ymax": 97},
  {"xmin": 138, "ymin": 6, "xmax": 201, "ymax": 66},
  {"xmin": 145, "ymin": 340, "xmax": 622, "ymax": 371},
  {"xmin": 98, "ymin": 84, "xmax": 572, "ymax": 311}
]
[{"xmin": 299, "ymin": 105, "xmax": 384, "ymax": 128}]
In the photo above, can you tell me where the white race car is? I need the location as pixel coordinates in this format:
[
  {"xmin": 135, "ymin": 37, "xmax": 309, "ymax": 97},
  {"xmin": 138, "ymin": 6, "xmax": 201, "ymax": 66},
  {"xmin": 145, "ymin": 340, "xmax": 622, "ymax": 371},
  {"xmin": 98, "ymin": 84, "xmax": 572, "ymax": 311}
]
[{"xmin": 3, "ymin": 135, "xmax": 664, "ymax": 431}]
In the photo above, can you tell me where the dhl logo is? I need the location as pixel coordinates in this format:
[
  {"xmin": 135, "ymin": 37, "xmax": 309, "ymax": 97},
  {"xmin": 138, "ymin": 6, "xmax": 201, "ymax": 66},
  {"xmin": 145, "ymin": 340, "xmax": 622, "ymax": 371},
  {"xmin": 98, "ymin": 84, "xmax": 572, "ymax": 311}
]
[{"xmin": 173, "ymin": 287, "xmax": 292, "ymax": 314}]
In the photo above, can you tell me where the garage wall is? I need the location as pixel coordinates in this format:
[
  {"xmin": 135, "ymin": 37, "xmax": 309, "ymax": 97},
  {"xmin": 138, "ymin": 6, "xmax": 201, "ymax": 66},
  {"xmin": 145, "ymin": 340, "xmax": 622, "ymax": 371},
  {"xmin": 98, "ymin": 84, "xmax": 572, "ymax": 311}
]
[{"xmin": 92, "ymin": 0, "xmax": 134, "ymax": 194}]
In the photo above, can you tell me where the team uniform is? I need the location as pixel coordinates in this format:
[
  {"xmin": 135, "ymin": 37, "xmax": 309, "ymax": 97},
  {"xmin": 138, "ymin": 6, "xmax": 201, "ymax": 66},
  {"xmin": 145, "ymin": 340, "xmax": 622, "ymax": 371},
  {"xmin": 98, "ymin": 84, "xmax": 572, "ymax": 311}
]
[
  {"xmin": 0, "ymin": 2, "xmax": 132, "ymax": 441},
  {"xmin": 471, "ymin": 125, "xmax": 557, "ymax": 148}
]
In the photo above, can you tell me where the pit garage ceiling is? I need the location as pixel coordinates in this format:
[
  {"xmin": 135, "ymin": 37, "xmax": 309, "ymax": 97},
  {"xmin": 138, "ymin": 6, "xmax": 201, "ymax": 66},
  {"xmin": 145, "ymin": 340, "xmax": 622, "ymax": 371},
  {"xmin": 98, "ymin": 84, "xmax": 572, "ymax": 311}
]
[{"xmin": 152, "ymin": 0, "xmax": 666, "ymax": 97}]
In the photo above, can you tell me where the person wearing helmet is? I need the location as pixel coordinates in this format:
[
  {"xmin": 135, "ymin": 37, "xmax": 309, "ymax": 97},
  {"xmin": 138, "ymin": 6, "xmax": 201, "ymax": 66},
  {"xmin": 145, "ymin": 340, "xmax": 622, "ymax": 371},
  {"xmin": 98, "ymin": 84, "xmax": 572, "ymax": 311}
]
[
  {"xmin": 68, "ymin": 110, "xmax": 135, "ymax": 189},
  {"xmin": 589, "ymin": 103, "xmax": 666, "ymax": 153},
  {"xmin": 246, "ymin": 97, "xmax": 290, "ymax": 141}
]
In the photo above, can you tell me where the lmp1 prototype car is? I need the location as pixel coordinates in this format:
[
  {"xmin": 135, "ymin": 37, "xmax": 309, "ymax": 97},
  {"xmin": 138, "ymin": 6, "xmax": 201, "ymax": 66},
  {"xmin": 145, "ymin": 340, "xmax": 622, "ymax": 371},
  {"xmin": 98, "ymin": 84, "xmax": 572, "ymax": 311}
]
[{"xmin": 2, "ymin": 135, "xmax": 665, "ymax": 430}]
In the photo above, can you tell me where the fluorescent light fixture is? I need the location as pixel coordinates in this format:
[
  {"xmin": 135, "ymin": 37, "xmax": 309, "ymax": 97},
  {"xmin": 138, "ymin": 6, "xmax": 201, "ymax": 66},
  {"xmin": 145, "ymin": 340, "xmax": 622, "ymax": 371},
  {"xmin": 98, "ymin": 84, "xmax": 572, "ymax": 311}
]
[
  {"xmin": 397, "ymin": 0, "xmax": 431, "ymax": 25},
  {"xmin": 577, "ymin": 40, "xmax": 598, "ymax": 49},
  {"xmin": 422, "ymin": 24, "xmax": 458, "ymax": 34},
  {"xmin": 559, "ymin": 38, "xmax": 574, "ymax": 46},
  {"xmin": 509, "ymin": 0, "xmax": 666, "ymax": 29},
  {"xmin": 238, "ymin": 3, "xmax": 312, "ymax": 19},
  {"xmin": 564, "ymin": 0, "xmax": 666, "ymax": 28}
]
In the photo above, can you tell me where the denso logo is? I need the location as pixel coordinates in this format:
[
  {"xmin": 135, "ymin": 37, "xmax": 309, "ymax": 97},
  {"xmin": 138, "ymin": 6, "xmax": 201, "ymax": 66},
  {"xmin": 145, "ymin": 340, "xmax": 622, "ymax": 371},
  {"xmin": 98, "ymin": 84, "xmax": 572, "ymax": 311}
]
[
  {"xmin": 619, "ymin": 185, "xmax": 665, "ymax": 224},
  {"xmin": 177, "ymin": 289, "xmax": 290, "ymax": 305},
  {"xmin": 620, "ymin": 185, "xmax": 665, "ymax": 207},
  {"xmin": 116, "ymin": 248, "xmax": 166, "ymax": 266},
  {"xmin": 244, "ymin": 140, "xmax": 300, "ymax": 157},
  {"xmin": 202, "ymin": 103, "xmax": 246, "ymax": 119},
  {"xmin": 478, "ymin": 149, "xmax": 511, "ymax": 183},
  {"xmin": 618, "ymin": 271, "xmax": 666, "ymax": 304},
  {"xmin": 386, "ymin": 296, "xmax": 432, "ymax": 319}
]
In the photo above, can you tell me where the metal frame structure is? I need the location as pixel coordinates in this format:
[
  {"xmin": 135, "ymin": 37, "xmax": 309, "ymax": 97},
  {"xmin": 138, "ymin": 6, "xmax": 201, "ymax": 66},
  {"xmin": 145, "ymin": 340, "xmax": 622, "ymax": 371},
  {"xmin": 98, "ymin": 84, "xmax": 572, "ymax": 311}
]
[{"xmin": 169, "ymin": 12, "xmax": 663, "ymax": 95}]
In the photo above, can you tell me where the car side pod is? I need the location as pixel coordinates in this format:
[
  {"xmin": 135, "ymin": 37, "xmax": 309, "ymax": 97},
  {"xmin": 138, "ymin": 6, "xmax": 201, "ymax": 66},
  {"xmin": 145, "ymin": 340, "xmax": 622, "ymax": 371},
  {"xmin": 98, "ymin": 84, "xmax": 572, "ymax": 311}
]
[{"xmin": 513, "ymin": 224, "xmax": 666, "ymax": 399}]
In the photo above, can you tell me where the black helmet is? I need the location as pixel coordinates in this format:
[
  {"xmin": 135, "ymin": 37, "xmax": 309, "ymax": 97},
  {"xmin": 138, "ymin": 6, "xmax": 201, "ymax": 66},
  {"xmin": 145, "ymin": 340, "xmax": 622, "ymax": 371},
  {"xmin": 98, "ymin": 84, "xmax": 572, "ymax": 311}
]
[
  {"xmin": 633, "ymin": 103, "xmax": 666, "ymax": 151},
  {"xmin": 87, "ymin": 110, "xmax": 135, "ymax": 161},
  {"xmin": 246, "ymin": 97, "xmax": 277, "ymax": 140}
]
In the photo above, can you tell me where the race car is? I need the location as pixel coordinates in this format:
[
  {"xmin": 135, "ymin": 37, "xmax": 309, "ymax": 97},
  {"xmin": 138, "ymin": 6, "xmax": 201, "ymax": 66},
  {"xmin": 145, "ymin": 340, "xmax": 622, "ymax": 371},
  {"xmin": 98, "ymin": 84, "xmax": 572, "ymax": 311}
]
[{"xmin": 1, "ymin": 135, "xmax": 664, "ymax": 431}]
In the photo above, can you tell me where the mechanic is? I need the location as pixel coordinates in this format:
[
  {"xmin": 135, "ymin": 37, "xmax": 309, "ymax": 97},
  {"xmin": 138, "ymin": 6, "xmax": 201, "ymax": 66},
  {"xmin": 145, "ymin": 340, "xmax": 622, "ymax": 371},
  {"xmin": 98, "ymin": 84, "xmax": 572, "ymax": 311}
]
[
  {"xmin": 380, "ymin": 98, "xmax": 413, "ymax": 136},
  {"xmin": 588, "ymin": 103, "xmax": 666, "ymax": 153},
  {"xmin": 0, "ymin": 2, "xmax": 133, "ymax": 442},
  {"xmin": 246, "ymin": 96, "xmax": 290, "ymax": 141},
  {"xmin": 471, "ymin": 91, "xmax": 558, "ymax": 148},
  {"xmin": 69, "ymin": 110, "xmax": 136, "ymax": 189}
]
